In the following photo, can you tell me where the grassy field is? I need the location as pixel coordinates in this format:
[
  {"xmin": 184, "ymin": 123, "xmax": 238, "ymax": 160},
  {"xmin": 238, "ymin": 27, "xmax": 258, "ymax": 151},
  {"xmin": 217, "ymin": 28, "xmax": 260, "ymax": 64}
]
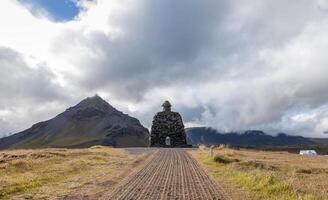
[
  {"xmin": 192, "ymin": 147, "xmax": 328, "ymax": 200},
  {"xmin": 0, "ymin": 147, "xmax": 147, "ymax": 199}
]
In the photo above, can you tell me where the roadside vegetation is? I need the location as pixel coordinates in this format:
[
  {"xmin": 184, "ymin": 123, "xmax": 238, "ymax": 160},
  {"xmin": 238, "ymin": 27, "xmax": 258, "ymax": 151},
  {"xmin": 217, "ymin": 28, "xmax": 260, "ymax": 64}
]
[
  {"xmin": 0, "ymin": 148, "xmax": 141, "ymax": 199},
  {"xmin": 192, "ymin": 146, "xmax": 328, "ymax": 200}
]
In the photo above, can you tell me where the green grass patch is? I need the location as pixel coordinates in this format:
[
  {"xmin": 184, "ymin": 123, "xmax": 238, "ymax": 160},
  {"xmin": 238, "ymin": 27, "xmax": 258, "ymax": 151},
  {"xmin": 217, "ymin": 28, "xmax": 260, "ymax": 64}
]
[
  {"xmin": 0, "ymin": 153, "xmax": 101, "ymax": 199},
  {"xmin": 0, "ymin": 159, "xmax": 91, "ymax": 199},
  {"xmin": 0, "ymin": 180, "xmax": 43, "ymax": 198},
  {"xmin": 89, "ymin": 145, "xmax": 113, "ymax": 149},
  {"xmin": 196, "ymin": 152, "xmax": 320, "ymax": 200},
  {"xmin": 0, "ymin": 148, "xmax": 131, "ymax": 199}
]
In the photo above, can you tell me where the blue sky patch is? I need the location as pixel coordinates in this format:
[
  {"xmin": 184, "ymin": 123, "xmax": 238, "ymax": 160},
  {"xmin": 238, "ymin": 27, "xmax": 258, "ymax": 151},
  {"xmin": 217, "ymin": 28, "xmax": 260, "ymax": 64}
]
[{"xmin": 19, "ymin": 0, "xmax": 80, "ymax": 22}]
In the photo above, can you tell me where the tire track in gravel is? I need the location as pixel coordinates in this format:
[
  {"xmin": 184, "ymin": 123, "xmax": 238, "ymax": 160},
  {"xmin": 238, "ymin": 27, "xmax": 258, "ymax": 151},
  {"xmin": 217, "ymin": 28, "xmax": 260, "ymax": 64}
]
[{"xmin": 102, "ymin": 149, "xmax": 227, "ymax": 200}]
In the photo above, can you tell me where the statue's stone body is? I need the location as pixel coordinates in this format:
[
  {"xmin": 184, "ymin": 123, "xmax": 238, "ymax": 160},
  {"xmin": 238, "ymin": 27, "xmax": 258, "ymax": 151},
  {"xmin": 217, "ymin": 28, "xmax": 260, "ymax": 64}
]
[{"xmin": 150, "ymin": 101, "xmax": 187, "ymax": 147}]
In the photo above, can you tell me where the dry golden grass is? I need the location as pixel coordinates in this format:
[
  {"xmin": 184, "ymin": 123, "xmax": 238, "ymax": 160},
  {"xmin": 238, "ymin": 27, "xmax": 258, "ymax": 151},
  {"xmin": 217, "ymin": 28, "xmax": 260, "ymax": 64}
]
[
  {"xmin": 0, "ymin": 148, "xmax": 146, "ymax": 199},
  {"xmin": 192, "ymin": 147, "xmax": 328, "ymax": 200}
]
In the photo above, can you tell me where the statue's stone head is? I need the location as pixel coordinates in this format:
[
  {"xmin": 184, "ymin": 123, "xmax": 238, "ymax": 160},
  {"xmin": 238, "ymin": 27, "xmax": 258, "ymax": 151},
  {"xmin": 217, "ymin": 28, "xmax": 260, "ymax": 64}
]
[{"xmin": 162, "ymin": 100, "xmax": 171, "ymax": 112}]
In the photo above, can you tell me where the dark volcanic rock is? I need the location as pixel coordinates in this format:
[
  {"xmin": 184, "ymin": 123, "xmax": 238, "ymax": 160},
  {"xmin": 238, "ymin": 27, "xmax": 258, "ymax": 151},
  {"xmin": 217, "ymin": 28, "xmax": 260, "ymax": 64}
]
[
  {"xmin": 0, "ymin": 95, "xmax": 149, "ymax": 149},
  {"xmin": 150, "ymin": 101, "xmax": 187, "ymax": 147}
]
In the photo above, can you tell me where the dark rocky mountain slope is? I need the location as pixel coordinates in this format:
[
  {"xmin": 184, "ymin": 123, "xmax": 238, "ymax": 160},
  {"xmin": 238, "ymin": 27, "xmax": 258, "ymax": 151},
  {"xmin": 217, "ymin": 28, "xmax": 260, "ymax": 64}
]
[
  {"xmin": 186, "ymin": 127, "xmax": 315, "ymax": 147},
  {"xmin": 0, "ymin": 95, "xmax": 149, "ymax": 149}
]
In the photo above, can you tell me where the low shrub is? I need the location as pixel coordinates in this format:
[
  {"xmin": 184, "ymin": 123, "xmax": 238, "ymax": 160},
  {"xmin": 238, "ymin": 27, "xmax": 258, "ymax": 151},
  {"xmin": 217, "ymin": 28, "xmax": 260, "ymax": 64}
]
[
  {"xmin": 213, "ymin": 155, "xmax": 239, "ymax": 164},
  {"xmin": 236, "ymin": 160, "xmax": 279, "ymax": 171}
]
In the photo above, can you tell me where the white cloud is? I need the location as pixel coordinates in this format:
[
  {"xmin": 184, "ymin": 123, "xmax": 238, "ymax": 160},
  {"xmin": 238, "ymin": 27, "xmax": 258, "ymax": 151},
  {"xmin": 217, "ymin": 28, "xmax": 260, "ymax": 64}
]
[
  {"xmin": 1, "ymin": 0, "xmax": 328, "ymax": 138},
  {"xmin": 318, "ymin": 0, "xmax": 328, "ymax": 10}
]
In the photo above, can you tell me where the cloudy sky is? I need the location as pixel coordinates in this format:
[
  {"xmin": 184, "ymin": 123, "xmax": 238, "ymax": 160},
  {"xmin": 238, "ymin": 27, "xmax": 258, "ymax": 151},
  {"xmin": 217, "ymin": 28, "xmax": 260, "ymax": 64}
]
[{"xmin": 1, "ymin": 0, "xmax": 328, "ymax": 138}]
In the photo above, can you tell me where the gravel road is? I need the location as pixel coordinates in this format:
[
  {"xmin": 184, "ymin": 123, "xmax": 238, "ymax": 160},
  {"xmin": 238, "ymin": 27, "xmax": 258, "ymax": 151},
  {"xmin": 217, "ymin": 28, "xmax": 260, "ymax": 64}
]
[{"xmin": 101, "ymin": 149, "xmax": 227, "ymax": 200}]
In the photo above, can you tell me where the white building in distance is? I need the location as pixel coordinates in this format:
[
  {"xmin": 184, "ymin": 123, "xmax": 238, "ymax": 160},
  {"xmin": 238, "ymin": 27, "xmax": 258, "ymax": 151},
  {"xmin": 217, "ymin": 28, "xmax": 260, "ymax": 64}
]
[{"xmin": 299, "ymin": 150, "xmax": 318, "ymax": 156}]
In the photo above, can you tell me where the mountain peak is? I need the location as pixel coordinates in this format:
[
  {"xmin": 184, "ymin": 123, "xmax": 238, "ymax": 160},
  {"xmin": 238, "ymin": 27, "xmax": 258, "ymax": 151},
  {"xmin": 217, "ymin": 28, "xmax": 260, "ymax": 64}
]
[
  {"xmin": 85, "ymin": 94, "xmax": 106, "ymax": 103},
  {"xmin": 75, "ymin": 95, "xmax": 117, "ymax": 113}
]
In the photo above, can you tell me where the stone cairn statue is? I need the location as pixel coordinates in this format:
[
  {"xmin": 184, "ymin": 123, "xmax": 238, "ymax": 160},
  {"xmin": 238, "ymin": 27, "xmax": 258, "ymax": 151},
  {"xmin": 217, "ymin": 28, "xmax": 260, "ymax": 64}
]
[{"xmin": 150, "ymin": 100, "xmax": 187, "ymax": 147}]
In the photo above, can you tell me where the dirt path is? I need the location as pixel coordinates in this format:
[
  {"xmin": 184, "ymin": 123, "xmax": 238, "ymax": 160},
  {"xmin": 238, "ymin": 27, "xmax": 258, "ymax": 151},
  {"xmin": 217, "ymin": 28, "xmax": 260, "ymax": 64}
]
[{"xmin": 101, "ymin": 149, "xmax": 228, "ymax": 200}]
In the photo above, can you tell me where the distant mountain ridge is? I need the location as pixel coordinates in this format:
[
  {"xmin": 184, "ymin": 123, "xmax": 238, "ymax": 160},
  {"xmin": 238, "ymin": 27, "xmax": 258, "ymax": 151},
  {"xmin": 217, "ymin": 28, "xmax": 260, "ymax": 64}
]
[
  {"xmin": 0, "ymin": 95, "xmax": 149, "ymax": 149},
  {"xmin": 186, "ymin": 127, "xmax": 316, "ymax": 147},
  {"xmin": 2, "ymin": 98, "xmax": 327, "ymax": 149}
]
